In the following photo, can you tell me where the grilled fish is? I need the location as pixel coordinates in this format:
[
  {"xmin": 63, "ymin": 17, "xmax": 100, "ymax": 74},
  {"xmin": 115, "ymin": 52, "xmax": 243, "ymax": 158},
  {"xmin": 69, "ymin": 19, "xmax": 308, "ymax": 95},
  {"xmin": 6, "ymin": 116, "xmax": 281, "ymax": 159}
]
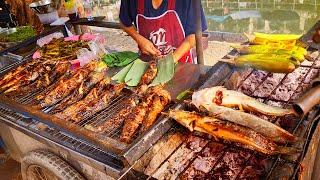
[
  {"xmin": 4, "ymin": 62, "xmax": 70, "ymax": 96},
  {"xmin": 71, "ymin": 83, "xmax": 125, "ymax": 122},
  {"xmin": 0, "ymin": 60, "xmax": 40, "ymax": 87},
  {"xmin": 140, "ymin": 87, "xmax": 171, "ymax": 132},
  {"xmin": 54, "ymin": 79, "xmax": 110, "ymax": 121},
  {"xmin": 197, "ymin": 104, "xmax": 295, "ymax": 143},
  {"xmin": 0, "ymin": 61, "xmax": 51, "ymax": 93},
  {"xmin": 50, "ymin": 70, "xmax": 107, "ymax": 114},
  {"xmin": 95, "ymin": 97, "xmax": 138, "ymax": 133},
  {"xmin": 55, "ymin": 81, "xmax": 124, "ymax": 122},
  {"xmin": 39, "ymin": 61, "xmax": 98, "ymax": 108},
  {"xmin": 192, "ymin": 86, "xmax": 296, "ymax": 116},
  {"xmin": 168, "ymin": 110, "xmax": 298, "ymax": 155},
  {"xmin": 139, "ymin": 61, "xmax": 158, "ymax": 85}
]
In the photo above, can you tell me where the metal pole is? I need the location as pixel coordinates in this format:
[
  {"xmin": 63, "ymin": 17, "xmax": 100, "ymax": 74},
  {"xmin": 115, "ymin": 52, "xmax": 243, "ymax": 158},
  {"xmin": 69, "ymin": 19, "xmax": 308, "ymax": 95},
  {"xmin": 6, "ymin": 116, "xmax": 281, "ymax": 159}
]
[{"xmin": 194, "ymin": 0, "xmax": 204, "ymax": 65}]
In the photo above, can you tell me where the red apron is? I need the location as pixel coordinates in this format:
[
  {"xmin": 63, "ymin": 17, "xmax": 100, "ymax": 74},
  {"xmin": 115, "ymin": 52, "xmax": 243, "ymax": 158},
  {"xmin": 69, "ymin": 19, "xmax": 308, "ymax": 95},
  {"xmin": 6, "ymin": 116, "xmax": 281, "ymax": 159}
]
[{"xmin": 136, "ymin": 0, "xmax": 194, "ymax": 63}]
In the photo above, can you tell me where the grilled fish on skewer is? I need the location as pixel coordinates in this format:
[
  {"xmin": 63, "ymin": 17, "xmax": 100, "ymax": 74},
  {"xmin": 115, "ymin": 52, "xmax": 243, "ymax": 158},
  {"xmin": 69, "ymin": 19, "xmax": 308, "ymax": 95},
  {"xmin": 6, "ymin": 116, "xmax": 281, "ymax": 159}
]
[
  {"xmin": 50, "ymin": 70, "xmax": 107, "ymax": 114},
  {"xmin": 168, "ymin": 110, "xmax": 298, "ymax": 155},
  {"xmin": 39, "ymin": 61, "xmax": 98, "ymax": 108},
  {"xmin": 192, "ymin": 86, "xmax": 296, "ymax": 116},
  {"xmin": 139, "ymin": 61, "xmax": 158, "ymax": 85},
  {"xmin": 197, "ymin": 104, "xmax": 295, "ymax": 143},
  {"xmin": 54, "ymin": 79, "xmax": 110, "ymax": 121},
  {"xmin": 140, "ymin": 87, "xmax": 171, "ymax": 132},
  {"xmin": 71, "ymin": 83, "xmax": 125, "ymax": 122}
]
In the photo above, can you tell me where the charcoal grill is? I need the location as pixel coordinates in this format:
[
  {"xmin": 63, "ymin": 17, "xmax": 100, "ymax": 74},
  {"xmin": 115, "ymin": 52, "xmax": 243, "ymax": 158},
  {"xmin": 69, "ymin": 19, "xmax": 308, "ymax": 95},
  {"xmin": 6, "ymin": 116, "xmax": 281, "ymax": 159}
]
[
  {"xmin": 125, "ymin": 48, "xmax": 320, "ymax": 179},
  {"xmin": 0, "ymin": 21, "xmax": 319, "ymax": 179}
]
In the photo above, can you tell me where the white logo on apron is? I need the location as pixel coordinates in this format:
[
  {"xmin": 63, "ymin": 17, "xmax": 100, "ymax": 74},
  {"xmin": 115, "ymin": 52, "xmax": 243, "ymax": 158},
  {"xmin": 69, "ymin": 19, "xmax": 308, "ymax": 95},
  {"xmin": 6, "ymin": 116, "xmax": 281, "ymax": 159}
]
[{"xmin": 149, "ymin": 28, "xmax": 173, "ymax": 55}]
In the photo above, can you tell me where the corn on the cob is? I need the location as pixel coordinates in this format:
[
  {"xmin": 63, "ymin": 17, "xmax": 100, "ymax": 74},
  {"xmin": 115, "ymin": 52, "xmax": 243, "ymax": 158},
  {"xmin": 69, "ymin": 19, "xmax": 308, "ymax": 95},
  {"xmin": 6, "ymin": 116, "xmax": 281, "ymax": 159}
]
[
  {"xmin": 234, "ymin": 54, "xmax": 296, "ymax": 73},
  {"xmin": 253, "ymin": 32, "xmax": 302, "ymax": 41},
  {"xmin": 237, "ymin": 45, "xmax": 307, "ymax": 62}
]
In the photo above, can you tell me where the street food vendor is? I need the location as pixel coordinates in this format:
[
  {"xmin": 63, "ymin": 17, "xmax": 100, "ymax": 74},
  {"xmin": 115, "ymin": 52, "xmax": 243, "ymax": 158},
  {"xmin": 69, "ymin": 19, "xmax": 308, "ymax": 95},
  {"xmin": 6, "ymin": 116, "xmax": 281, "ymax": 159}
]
[{"xmin": 119, "ymin": 0, "xmax": 207, "ymax": 63}]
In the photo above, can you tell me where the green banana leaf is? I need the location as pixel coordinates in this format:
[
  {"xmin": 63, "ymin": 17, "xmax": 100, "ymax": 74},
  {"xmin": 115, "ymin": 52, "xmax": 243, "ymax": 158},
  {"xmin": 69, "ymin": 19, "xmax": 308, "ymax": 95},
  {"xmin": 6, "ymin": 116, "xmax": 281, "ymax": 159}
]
[
  {"xmin": 111, "ymin": 62, "xmax": 134, "ymax": 83},
  {"xmin": 102, "ymin": 51, "xmax": 139, "ymax": 67},
  {"xmin": 150, "ymin": 53, "xmax": 175, "ymax": 86},
  {"xmin": 125, "ymin": 59, "xmax": 149, "ymax": 87}
]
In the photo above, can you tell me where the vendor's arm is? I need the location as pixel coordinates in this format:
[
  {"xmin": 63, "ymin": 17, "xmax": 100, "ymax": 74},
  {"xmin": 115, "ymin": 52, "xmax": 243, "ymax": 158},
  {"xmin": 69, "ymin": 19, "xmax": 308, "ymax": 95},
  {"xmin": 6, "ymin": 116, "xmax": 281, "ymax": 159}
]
[
  {"xmin": 173, "ymin": 34, "xmax": 195, "ymax": 62},
  {"xmin": 120, "ymin": 23, "xmax": 161, "ymax": 57}
]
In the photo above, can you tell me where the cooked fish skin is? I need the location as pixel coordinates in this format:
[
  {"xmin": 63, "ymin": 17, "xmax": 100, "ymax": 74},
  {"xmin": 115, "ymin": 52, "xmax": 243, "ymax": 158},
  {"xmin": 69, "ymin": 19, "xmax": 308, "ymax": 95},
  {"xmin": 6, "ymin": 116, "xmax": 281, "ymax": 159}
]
[
  {"xmin": 33, "ymin": 70, "xmax": 73, "ymax": 103},
  {"xmin": 95, "ymin": 97, "xmax": 138, "ymax": 133},
  {"xmin": 140, "ymin": 86, "xmax": 171, "ymax": 132},
  {"xmin": 50, "ymin": 70, "xmax": 107, "ymax": 114},
  {"xmin": 71, "ymin": 83, "xmax": 125, "ymax": 122},
  {"xmin": 168, "ymin": 110, "xmax": 298, "ymax": 155},
  {"xmin": 4, "ymin": 62, "xmax": 70, "ymax": 96},
  {"xmin": 192, "ymin": 86, "xmax": 296, "ymax": 116},
  {"xmin": 198, "ymin": 104, "xmax": 296, "ymax": 144},
  {"xmin": 40, "ymin": 61, "xmax": 98, "ymax": 107},
  {"xmin": 139, "ymin": 61, "xmax": 158, "ymax": 85},
  {"xmin": 54, "ymin": 79, "xmax": 110, "ymax": 121},
  {"xmin": 0, "ymin": 60, "xmax": 40, "ymax": 87}
]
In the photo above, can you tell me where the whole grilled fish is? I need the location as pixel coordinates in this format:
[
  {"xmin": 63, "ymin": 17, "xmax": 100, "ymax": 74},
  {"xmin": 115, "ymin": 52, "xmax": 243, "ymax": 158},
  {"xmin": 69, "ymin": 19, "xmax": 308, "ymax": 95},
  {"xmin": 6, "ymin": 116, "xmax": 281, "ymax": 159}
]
[
  {"xmin": 4, "ymin": 62, "xmax": 69, "ymax": 96},
  {"xmin": 39, "ymin": 61, "xmax": 98, "ymax": 108},
  {"xmin": 168, "ymin": 110, "xmax": 298, "ymax": 155},
  {"xmin": 139, "ymin": 61, "xmax": 158, "ymax": 85},
  {"xmin": 95, "ymin": 96, "xmax": 138, "ymax": 133},
  {"xmin": 140, "ymin": 86, "xmax": 171, "ymax": 132},
  {"xmin": 71, "ymin": 83, "xmax": 125, "ymax": 122},
  {"xmin": 54, "ymin": 79, "xmax": 110, "ymax": 121},
  {"xmin": 197, "ymin": 104, "xmax": 295, "ymax": 143},
  {"xmin": 192, "ymin": 86, "xmax": 296, "ymax": 116},
  {"xmin": 0, "ymin": 60, "xmax": 40, "ymax": 87},
  {"xmin": 50, "ymin": 70, "xmax": 107, "ymax": 114}
]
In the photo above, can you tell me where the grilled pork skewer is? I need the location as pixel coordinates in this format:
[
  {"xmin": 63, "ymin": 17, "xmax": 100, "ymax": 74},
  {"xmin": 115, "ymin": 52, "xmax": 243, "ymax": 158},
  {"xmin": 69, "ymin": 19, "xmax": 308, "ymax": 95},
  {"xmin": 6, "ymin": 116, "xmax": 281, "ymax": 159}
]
[
  {"xmin": 168, "ymin": 110, "xmax": 298, "ymax": 155},
  {"xmin": 50, "ymin": 70, "xmax": 107, "ymax": 114},
  {"xmin": 4, "ymin": 62, "xmax": 70, "ymax": 96},
  {"xmin": 192, "ymin": 86, "xmax": 296, "ymax": 116},
  {"xmin": 39, "ymin": 61, "xmax": 98, "ymax": 108}
]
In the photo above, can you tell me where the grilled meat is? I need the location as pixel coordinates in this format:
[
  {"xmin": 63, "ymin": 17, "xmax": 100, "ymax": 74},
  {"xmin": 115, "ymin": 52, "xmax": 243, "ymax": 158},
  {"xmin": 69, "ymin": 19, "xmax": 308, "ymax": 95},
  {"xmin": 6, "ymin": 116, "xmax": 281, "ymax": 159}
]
[
  {"xmin": 192, "ymin": 86, "xmax": 296, "ymax": 116},
  {"xmin": 95, "ymin": 97, "xmax": 138, "ymax": 133},
  {"xmin": 55, "ymin": 81, "xmax": 124, "ymax": 122},
  {"xmin": 139, "ymin": 61, "xmax": 158, "ymax": 85},
  {"xmin": 50, "ymin": 70, "xmax": 107, "ymax": 113},
  {"xmin": 197, "ymin": 104, "xmax": 295, "ymax": 143},
  {"xmin": 140, "ymin": 87, "xmax": 171, "ymax": 132},
  {"xmin": 0, "ymin": 60, "xmax": 40, "ymax": 87},
  {"xmin": 39, "ymin": 61, "xmax": 98, "ymax": 108},
  {"xmin": 0, "ymin": 61, "xmax": 49, "ymax": 93},
  {"xmin": 4, "ymin": 62, "xmax": 70, "ymax": 96},
  {"xmin": 168, "ymin": 110, "xmax": 298, "ymax": 155}
]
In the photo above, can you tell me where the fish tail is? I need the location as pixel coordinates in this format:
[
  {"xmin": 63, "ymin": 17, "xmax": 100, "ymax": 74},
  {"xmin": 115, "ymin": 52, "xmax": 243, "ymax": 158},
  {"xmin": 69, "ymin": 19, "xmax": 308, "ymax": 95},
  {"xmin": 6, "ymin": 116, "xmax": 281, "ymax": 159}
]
[{"xmin": 276, "ymin": 146, "xmax": 301, "ymax": 155}]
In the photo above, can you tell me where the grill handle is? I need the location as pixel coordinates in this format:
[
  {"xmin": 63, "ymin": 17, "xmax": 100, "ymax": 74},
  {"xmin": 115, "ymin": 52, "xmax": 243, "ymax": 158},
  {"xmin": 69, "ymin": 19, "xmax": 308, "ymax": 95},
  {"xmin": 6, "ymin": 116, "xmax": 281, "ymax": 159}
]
[{"xmin": 293, "ymin": 78, "xmax": 320, "ymax": 116}]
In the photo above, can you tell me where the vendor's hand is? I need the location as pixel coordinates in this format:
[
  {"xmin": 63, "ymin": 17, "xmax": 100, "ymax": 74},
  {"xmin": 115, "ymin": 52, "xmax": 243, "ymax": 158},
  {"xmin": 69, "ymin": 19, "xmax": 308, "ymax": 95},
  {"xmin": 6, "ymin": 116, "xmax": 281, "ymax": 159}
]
[{"xmin": 136, "ymin": 36, "xmax": 161, "ymax": 57}]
